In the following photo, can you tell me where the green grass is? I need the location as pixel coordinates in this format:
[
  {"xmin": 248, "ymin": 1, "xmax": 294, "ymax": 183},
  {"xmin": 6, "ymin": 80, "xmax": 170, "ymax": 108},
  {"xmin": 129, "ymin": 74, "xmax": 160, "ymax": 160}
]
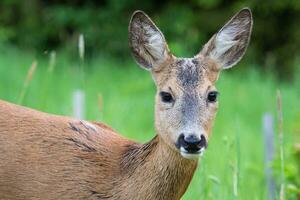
[{"xmin": 0, "ymin": 47, "xmax": 299, "ymax": 199}]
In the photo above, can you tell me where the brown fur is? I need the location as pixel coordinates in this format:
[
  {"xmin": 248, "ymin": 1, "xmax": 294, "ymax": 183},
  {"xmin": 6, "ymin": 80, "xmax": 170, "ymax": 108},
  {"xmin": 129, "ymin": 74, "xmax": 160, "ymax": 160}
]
[{"xmin": 0, "ymin": 100, "xmax": 196, "ymax": 200}]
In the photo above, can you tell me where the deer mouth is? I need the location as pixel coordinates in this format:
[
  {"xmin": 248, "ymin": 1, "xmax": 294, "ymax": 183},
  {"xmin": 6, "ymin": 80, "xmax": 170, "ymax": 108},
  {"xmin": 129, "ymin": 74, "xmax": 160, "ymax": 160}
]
[{"xmin": 179, "ymin": 146, "xmax": 206, "ymax": 160}]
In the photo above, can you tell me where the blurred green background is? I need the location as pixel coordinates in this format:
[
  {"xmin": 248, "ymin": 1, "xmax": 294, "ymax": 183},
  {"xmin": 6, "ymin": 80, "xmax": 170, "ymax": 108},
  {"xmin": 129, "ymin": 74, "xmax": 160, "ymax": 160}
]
[{"xmin": 0, "ymin": 0, "xmax": 299, "ymax": 199}]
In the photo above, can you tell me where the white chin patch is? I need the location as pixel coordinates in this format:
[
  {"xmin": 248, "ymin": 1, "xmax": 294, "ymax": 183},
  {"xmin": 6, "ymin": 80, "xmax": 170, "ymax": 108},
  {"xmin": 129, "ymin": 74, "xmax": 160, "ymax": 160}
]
[{"xmin": 180, "ymin": 147, "xmax": 206, "ymax": 160}]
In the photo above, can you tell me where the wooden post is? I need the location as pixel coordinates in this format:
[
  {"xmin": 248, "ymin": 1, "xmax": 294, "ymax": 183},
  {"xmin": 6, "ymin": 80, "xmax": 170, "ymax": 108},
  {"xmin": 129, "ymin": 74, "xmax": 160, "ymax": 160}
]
[
  {"xmin": 263, "ymin": 113, "xmax": 275, "ymax": 200},
  {"xmin": 72, "ymin": 89, "xmax": 85, "ymax": 119},
  {"xmin": 72, "ymin": 34, "xmax": 86, "ymax": 120}
]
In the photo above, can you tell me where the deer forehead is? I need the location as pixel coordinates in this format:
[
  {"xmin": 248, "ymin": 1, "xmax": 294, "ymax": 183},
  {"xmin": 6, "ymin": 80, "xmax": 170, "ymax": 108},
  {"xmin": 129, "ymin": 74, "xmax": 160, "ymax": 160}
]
[{"xmin": 154, "ymin": 57, "xmax": 219, "ymax": 92}]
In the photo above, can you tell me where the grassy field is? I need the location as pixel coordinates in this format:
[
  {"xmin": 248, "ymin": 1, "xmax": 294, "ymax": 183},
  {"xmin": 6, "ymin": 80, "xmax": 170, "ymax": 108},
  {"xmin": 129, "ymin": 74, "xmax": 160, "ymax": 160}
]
[{"xmin": 0, "ymin": 47, "xmax": 299, "ymax": 199}]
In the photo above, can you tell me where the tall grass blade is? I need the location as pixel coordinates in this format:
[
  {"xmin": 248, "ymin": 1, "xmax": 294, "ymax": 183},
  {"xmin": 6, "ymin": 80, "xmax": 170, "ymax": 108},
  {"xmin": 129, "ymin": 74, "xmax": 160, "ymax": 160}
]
[
  {"xmin": 78, "ymin": 33, "xmax": 85, "ymax": 88},
  {"xmin": 18, "ymin": 60, "xmax": 37, "ymax": 104},
  {"xmin": 277, "ymin": 90, "xmax": 285, "ymax": 200},
  {"xmin": 42, "ymin": 50, "xmax": 56, "ymax": 110},
  {"xmin": 232, "ymin": 116, "xmax": 241, "ymax": 198},
  {"xmin": 48, "ymin": 50, "xmax": 56, "ymax": 73},
  {"xmin": 78, "ymin": 34, "xmax": 85, "ymax": 62}
]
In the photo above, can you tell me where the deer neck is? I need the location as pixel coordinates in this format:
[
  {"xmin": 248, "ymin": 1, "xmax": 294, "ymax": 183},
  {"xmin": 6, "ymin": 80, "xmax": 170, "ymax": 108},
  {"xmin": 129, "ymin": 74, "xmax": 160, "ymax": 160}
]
[{"xmin": 117, "ymin": 135, "xmax": 198, "ymax": 200}]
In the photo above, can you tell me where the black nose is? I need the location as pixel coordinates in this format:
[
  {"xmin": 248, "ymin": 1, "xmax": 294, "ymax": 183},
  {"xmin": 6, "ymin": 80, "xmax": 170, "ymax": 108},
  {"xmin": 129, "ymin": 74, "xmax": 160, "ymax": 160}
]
[{"xmin": 176, "ymin": 134, "xmax": 207, "ymax": 153}]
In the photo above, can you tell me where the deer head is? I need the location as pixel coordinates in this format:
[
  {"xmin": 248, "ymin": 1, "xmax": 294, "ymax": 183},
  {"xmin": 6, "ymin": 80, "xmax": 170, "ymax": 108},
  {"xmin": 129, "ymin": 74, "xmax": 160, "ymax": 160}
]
[{"xmin": 129, "ymin": 8, "xmax": 253, "ymax": 159}]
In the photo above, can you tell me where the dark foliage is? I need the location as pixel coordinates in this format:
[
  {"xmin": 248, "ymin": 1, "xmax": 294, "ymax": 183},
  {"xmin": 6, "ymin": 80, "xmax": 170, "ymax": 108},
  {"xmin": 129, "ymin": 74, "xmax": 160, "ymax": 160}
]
[{"xmin": 0, "ymin": 0, "xmax": 299, "ymax": 78}]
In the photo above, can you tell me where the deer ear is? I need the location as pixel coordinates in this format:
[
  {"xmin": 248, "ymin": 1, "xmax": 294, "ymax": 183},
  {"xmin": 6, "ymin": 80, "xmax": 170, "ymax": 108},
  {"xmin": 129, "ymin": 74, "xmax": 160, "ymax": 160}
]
[
  {"xmin": 129, "ymin": 11, "xmax": 170, "ymax": 70},
  {"xmin": 200, "ymin": 8, "xmax": 253, "ymax": 69}
]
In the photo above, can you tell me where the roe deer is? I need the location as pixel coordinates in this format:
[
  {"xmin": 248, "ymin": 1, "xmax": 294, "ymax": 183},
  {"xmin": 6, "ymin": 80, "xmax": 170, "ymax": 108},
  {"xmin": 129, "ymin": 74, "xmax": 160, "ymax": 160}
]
[{"xmin": 0, "ymin": 8, "xmax": 253, "ymax": 200}]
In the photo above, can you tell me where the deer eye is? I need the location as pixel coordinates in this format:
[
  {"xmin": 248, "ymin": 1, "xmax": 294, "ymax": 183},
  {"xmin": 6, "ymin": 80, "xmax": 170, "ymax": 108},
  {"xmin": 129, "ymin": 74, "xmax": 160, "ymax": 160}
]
[
  {"xmin": 207, "ymin": 91, "xmax": 218, "ymax": 103},
  {"xmin": 160, "ymin": 92, "xmax": 174, "ymax": 103}
]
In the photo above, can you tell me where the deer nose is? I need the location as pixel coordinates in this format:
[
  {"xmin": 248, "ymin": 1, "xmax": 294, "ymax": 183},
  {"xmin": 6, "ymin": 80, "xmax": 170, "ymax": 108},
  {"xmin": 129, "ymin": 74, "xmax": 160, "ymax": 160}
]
[{"xmin": 176, "ymin": 134, "xmax": 207, "ymax": 153}]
